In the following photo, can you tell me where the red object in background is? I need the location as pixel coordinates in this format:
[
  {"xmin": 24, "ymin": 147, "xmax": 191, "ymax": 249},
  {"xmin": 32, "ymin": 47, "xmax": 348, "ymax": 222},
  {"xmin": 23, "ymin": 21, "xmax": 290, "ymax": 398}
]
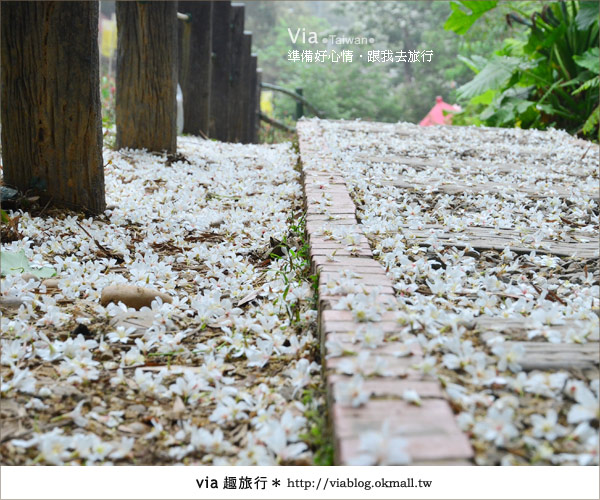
[{"xmin": 419, "ymin": 96, "xmax": 461, "ymax": 126}]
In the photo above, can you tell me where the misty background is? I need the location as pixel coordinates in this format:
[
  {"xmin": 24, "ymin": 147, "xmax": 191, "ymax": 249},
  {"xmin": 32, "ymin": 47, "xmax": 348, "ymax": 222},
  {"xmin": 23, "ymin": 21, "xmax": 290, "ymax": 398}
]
[{"xmin": 244, "ymin": 1, "xmax": 510, "ymax": 125}]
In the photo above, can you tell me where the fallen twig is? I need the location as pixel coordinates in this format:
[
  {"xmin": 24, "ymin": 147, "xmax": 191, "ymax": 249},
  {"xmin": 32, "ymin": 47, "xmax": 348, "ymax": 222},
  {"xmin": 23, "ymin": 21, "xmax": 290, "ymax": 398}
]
[{"xmin": 76, "ymin": 221, "xmax": 124, "ymax": 262}]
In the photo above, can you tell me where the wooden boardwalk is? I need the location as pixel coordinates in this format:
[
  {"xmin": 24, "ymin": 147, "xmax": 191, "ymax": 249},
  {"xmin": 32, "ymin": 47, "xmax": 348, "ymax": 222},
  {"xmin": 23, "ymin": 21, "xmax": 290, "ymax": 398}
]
[{"xmin": 298, "ymin": 118, "xmax": 599, "ymax": 466}]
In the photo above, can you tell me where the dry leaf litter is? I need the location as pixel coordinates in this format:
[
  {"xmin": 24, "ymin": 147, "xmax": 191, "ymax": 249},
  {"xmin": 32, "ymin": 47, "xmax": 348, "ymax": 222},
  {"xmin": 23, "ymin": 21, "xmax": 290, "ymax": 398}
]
[{"xmin": 1, "ymin": 137, "xmax": 322, "ymax": 465}]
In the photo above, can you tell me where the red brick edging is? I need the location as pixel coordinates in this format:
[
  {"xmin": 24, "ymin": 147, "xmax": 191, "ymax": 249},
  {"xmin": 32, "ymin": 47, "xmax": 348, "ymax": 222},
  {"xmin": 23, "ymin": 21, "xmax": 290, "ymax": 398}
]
[{"xmin": 297, "ymin": 119, "xmax": 473, "ymax": 465}]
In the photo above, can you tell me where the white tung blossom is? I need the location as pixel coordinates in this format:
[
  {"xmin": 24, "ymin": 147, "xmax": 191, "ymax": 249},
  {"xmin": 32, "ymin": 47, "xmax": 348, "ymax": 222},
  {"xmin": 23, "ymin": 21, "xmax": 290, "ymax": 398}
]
[
  {"xmin": 347, "ymin": 421, "xmax": 412, "ymax": 465},
  {"xmin": 335, "ymin": 375, "xmax": 371, "ymax": 408}
]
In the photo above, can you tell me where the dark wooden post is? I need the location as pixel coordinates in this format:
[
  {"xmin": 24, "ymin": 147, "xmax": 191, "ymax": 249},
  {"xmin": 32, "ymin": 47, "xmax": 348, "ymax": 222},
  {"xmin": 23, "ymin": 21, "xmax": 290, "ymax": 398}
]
[
  {"xmin": 254, "ymin": 67, "xmax": 262, "ymax": 144},
  {"xmin": 228, "ymin": 3, "xmax": 245, "ymax": 143},
  {"xmin": 178, "ymin": 1, "xmax": 213, "ymax": 137},
  {"xmin": 239, "ymin": 32, "xmax": 252, "ymax": 144},
  {"xmin": 247, "ymin": 54, "xmax": 257, "ymax": 144},
  {"xmin": 1, "ymin": 1, "xmax": 105, "ymax": 214},
  {"xmin": 208, "ymin": 1, "xmax": 232, "ymax": 141},
  {"xmin": 116, "ymin": 1, "xmax": 178, "ymax": 153},
  {"xmin": 296, "ymin": 88, "xmax": 304, "ymax": 119}
]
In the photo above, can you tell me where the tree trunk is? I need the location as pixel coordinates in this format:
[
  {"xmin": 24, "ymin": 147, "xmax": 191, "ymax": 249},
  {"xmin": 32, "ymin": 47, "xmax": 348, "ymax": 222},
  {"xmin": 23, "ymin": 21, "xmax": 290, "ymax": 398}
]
[
  {"xmin": 208, "ymin": 1, "xmax": 231, "ymax": 141},
  {"xmin": 1, "ymin": 1, "xmax": 105, "ymax": 214},
  {"xmin": 178, "ymin": 1, "xmax": 213, "ymax": 137},
  {"xmin": 227, "ymin": 4, "xmax": 245, "ymax": 143},
  {"xmin": 116, "ymin": 1, "xmax": 177, "ymax": 153}
]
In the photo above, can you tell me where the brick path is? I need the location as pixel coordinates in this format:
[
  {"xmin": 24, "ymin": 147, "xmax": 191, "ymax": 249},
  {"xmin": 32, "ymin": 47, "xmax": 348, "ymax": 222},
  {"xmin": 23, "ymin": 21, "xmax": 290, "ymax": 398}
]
[{"xmin": 298, "ymin": 120, "xmax": 474, "ymax": 465}]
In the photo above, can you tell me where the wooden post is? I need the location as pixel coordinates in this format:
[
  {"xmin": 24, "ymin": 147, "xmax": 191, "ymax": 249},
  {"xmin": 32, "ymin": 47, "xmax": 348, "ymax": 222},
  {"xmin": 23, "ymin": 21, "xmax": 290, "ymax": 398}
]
[
  {"xmin": 178, "ymin": 1, "xmax": 213, "ymax": 137},
  {"xmin": 116, "ymin": 1, "xmax": 178, "ymax": 153},
  {"xmin": 228, "ymin": 4, "xmax": 245, "ymax": 143},
  {"xmin": 208, "ymin": 1, "xmax": 232, "ymax": 141},
  {"xmin": 247, "ymin": 54, "xmax": 257, "ymax": 144},
  {"xmin": 240, "ymin": 32, "xmax": 252, "ymax": 144},
  {"xmin": 296, "ymin": 88, "xmax": 304, "ymax": 119},
  {"xmin": 254, "ymin": 68, "xmax": 262, "ymax": 144},
  {"xmin": 1, "ymin": 1, "xmax": 105, "ymax": 214}
]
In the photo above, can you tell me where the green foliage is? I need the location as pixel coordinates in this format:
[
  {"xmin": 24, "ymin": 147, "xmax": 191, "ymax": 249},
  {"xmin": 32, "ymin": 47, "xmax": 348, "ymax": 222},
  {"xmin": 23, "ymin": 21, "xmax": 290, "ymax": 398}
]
[
  {"xmin": 100, "ymin": 75, "xmax": 116, "ymax": 129},
  {"xmin": 576, "ymin": 0, "xmax": 600, "ymax": 29},
  {"xmin": 269, "ymin": 210, "xmax": 332, "ymax": 466},
  {"xmin": 270, "ymin": 212, "xmax": 316, "ymax": 324},
  {"xmin": 300, "ymin": 388, "xmax": 334, "ymax": 465},
  {"xmin": 1, "ymin": 250, "xmax": 56, "ymax": 278},
  {"xmin": 582, "ymin": 105, "xmax": 600, "ymax": 136},
  {"xmin": 259, "ymin": 119, "xmax": 296, "ymax": 144},
  {"xmin": 100, "ymin": 75, "xmax": 116, "ymax": 148},
  {"xmin": 457, "ymin": 55, "xmax": 530, "ymax": 99},
  {"xmin": 573, "ymin": 46, "xmax": 600, "ymax": 73},
  {"xmin": 448, "ymin": 1, "xmax": 600, "ymax": 141},
  {"xmin": 444, "ymin": 1, "xmax": 498, "ymax": 35}
]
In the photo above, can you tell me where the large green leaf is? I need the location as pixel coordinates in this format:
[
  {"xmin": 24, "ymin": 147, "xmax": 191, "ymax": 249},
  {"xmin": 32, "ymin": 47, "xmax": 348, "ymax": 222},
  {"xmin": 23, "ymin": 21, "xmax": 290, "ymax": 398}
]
[
  {"xmin": 470, "ymin": 88, "xmax": 497, "ymax": 105},
  {"xmin": 1, "ymin": 250, "xmax": 56, "ymax": 278},
  {"xmin": 573, "ymin": 75, "xmax": 600, "ymax": 94},
  {"xmin": 457, "ymin": 54, "xmax": 489, "ymax": 73},
  {"xmin": 457, "ymin": 56, "xmax": 524, "ymax": 99},
  {"xmin": 444, "ymin": 1, "xmax": 498, "ymax": 35},
  {"xmin": 575, "ymin": 1, "xmax": 599, "ymax": 30},
  {"xmin": 574, "ymin": 47, "xmax": 600, "ymax": 72},
  {"xmin": 582, "ymin": 105, "xmax": 599, "ymax": 136}
]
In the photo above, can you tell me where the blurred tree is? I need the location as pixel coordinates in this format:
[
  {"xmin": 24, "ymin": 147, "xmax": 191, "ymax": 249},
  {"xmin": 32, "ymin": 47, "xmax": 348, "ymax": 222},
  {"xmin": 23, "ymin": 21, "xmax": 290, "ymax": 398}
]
[
  {"xmin": 335, "ymin": 1, "xmax": 513, "ymax": 122},
  {"xmin": 246, "ymin": 1, "xmax": 513, "ymax": 125}
]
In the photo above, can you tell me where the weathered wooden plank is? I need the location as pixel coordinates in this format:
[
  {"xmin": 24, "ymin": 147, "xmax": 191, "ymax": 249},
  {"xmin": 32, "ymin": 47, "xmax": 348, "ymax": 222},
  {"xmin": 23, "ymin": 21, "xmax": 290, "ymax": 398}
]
[
  {"xmin": 239, "ymin": 32, "xmax": 252, "ymax": 144},
  {"xmin": 246, "ymin": 54, "xmax": 257, "ymax": 144},
  {"xmin": 178, "ymin": 1, "xmax": 213, "ymax": 137},
  {"xmin": 353, "ymin": 155, "xmax": 596, "ymax": 183},
  {"xmin": 327, "ymin": 119, "xmax": 596, "ymax": 158},
  {"xmin": 253, "ymin": 67, "xmax": 262, "ymax": 143},
  {"xmin": 506, "ymin": 342, "xmax": 599, "ymax": 371},
  {"xmin": 392, "ymin": 223, "xmax": 596, "ymax": 239},
  {"xmin": 388, "ymin": 179, "xmax": 598, "ymax": 201},
  {"xmin": 343, "ymin": 122, "xmax": 598, "ymax": 164},
  {"xmin": 391, "ymin": 226, "xmax": 598, "ymax": 259},
  {"xmin": 475, "ymin": 317, "xmax": 599, "ymax": 342},
  {"xmin": 228, "ymin": 4, "xmax": 245, "ymax": 143},
  {"xmin": 208, "ymin": 1, "xmax": 231, "ymax": 141}
]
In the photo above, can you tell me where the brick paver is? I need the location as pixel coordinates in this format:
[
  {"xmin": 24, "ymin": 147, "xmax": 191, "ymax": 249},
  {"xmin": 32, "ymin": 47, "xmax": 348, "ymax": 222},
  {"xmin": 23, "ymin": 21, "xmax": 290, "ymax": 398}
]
[{"xmin": 298, "ymin": 119, "xmax": 473, "ymax": 465}]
